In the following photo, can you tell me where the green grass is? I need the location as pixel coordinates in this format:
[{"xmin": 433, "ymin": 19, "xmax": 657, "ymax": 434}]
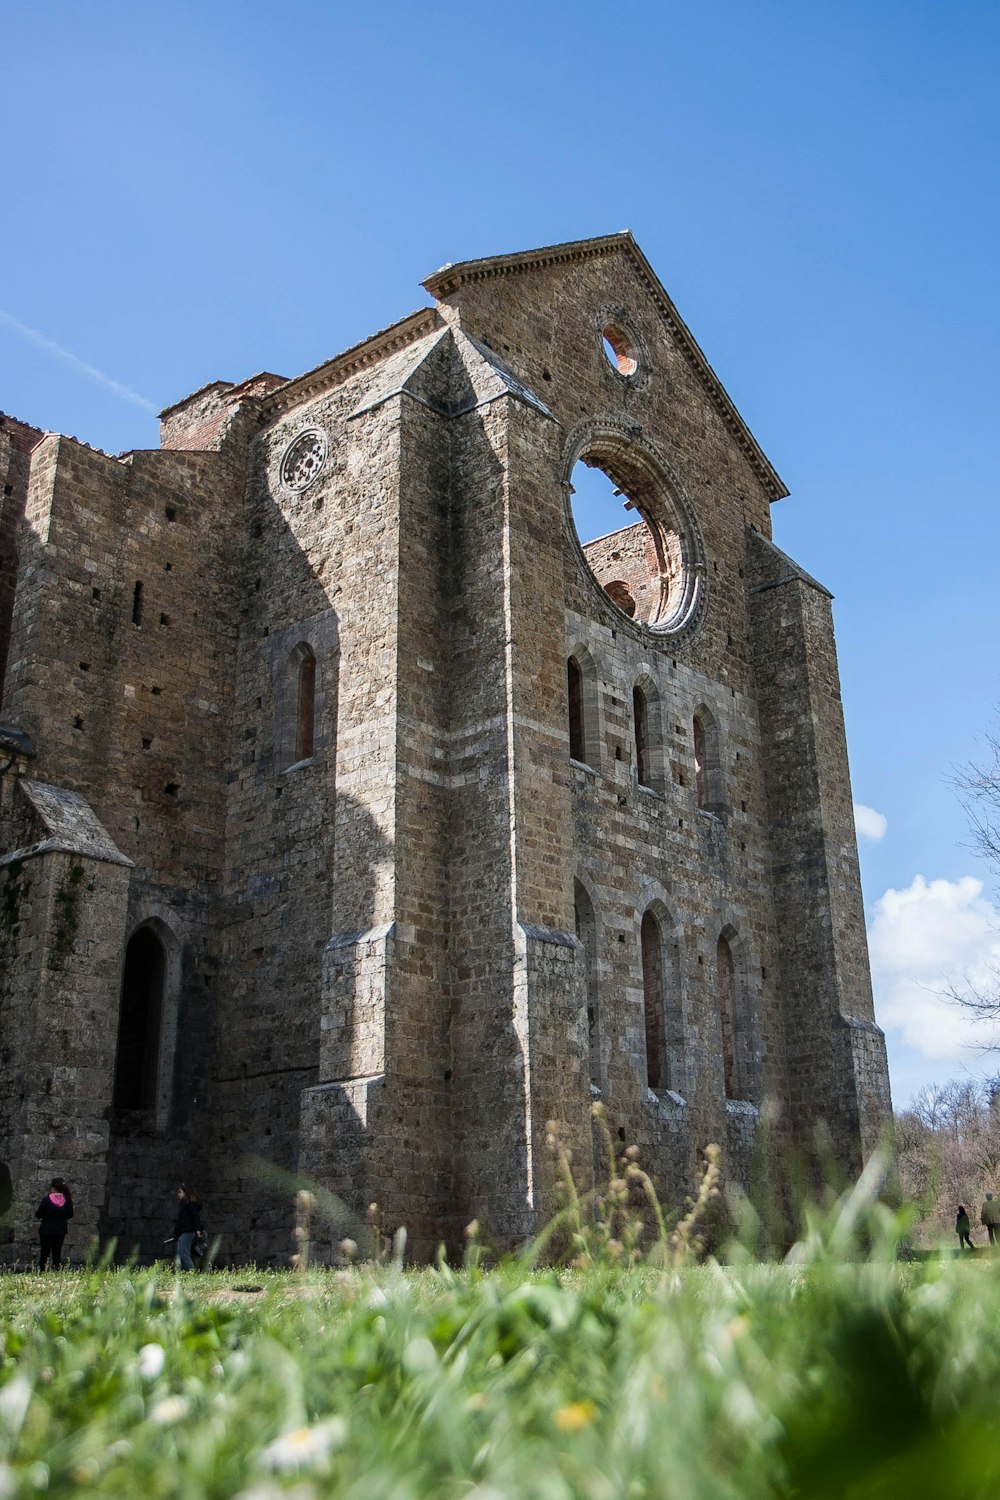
[
  {"xmin": 3, "ymin": 1158, "xmax": 1000, "ymax": 1500},
  {"xmin": 4, "ymin": 1237, "xmax": 1000, "ymax": 1500}
]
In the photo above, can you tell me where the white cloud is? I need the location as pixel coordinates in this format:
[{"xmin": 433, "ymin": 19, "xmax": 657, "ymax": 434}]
[
  {"xmin": 854, "ymin": 803, "xmax": 887, "ymax": 842},
  {"xmin": 868, "ymin": 874, "xmax": 1000, "ymax": 1062}
]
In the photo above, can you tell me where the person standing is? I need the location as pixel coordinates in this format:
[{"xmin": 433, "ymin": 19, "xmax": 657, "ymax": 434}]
[
  {"xmin": 173, "ymin": 1185, "xmax": 202, "ymax": 1270},
  {"xmin": 956, "ymin": 1203, "xmax": 975, "ymax": 1251},
  {"xmin": 981, "ymin": 1193, "xmax": 1000, "ymax": 1245},
  {"xmin": 35, "ymin": 1178, "xmax": 74, "ymax": 1269}
]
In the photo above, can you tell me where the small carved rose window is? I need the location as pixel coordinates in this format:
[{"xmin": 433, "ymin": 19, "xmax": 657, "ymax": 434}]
[{"xmin": 280, "ymin": 429, "xmax": 328, "ymax": 492}]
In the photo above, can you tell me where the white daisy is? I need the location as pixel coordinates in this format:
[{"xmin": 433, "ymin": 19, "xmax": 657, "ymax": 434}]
[
  {"xmin": 137, "ymin": 1343, "xmax": 165, "ymax": 1380},
  {"xmin": 259, "ymin": 1418, "xmax": 346, "ymax": 1472}
]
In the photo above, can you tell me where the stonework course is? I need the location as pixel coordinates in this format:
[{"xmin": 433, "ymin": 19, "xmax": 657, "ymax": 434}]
[{"xmin": 0, "ymin": 233, "xmax": 892, "ymax": 1265}]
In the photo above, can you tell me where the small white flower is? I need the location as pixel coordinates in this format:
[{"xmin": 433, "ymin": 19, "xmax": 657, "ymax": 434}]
[
  {"xmin": 402, "ymin": 1337, "xmax": 436, "ymax": 1373},
  {"xmin": 0, "ymin": 1376, "xmax": 32, "ymax": 1437},
  {"xmin": 260, "ymin": 1418, "xmax": 346, "ymax": 1471},
  {"xmin": 233, "ymin": 1485, "xmax": 316, "ymax": 1500},
  {"xmin": 151, "ymin": 1395, "xmax": 189, "ymax": 1424},
  {"xmin": 137, "ymin": 1343, "xmax": 165, "ymax": 1379}
]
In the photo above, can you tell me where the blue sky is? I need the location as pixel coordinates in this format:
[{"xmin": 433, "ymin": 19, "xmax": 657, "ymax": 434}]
[{"xmin": 3, "ymin": 0, "xmax": 999, "ymax": 1106}]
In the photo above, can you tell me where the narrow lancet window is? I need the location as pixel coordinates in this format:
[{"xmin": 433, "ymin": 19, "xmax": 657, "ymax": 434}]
[
  {"xmin": 634, "ymin": 685, "xmax": 650, "ymax": 787},
  {"xmin": 693, "ymin": 714, "xmax": 707, "ymax": 808},
  {"xmin": 296, "ymin": 649, "xmax": 316, "ymax": 761},
  {"xmin": 574, "ymin": 880, "xmax": 601, "ymax": 1087},
  {"xmin": 718, "ymin": 933, "xmax": 737, "ymax": 1099},
  {"xmin": 568, "ymin": 656, "xmax": 585, "ymax": 762},
  {"xmin": 641, "ymin": 910, "xmax": 665, "ymax": 1090}
]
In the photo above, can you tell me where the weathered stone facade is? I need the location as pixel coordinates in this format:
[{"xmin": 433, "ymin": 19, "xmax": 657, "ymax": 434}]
[{"xmin": 0, "ymin": 234, "xmax": 891, "ymax": 1265}]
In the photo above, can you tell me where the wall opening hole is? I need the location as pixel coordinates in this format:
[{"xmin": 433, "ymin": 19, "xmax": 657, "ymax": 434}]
[
  {"xmin": 164, "ymin": 506, "xmax": 177, "ymax": 522},
  {"xmin": 141, "ymin": 737, "xmax": 152, "ymax": 750},
  {"xmin": 570, "ymin": 458, "xmax": 685, "ymax": 628},
  {"xmin": 164, "ymin": 782, "xmax": 179, "ymax": 798},
  {"xmin": 159, "ymin": 613, "xmax": 170, "ymax": 626},
  {"xmin": 79, "ymin": 661, "xmax": 90, "ymax": 672},
  {"xmin": 73, "ymin": 716, "xmax": 83, "ymax": 731},
  {"xmin": 113, "ymin": 927, "xmax": 165, "ymax": 1110},
  {"xmin": 91, "ymin": 587, "xmax": 101, "ymax": 602},
  {"xmin": 164, "ymin": 561, "xmax": 173, "ymax": 572},
  {"xmin": 132, "ymin": 581, "xmax": 143, "ymax": 626},
  {"xmin": 151, "ymin": 685, "xmax": 162, "ymax": 696},
  {"xmin": 601, "ymin": 324, "xmax": 638, "ymax": 377}
]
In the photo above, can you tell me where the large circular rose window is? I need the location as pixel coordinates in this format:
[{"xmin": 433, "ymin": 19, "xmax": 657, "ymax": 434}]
[{"xmin": 566, "ymin": 432, "xmax": 704, "ymax": 636}]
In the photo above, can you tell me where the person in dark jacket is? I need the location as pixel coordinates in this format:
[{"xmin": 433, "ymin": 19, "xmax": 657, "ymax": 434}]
[
  {"xmin": 173, "ymin": 1185, "xmax": 203, "ymax": 1270},
  {"xmin": 35, "ymin": 1178, "xmax": 74, "ymax": 1269},
  {"xmin": 956, "ymin": 1203, "xmax": 975, "ymax": 1250}
]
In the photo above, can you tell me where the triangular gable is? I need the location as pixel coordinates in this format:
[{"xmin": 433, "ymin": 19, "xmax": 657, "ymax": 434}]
[{"xmin": 422, "ymin": 232, "xmax": 788, "ymax": 502}]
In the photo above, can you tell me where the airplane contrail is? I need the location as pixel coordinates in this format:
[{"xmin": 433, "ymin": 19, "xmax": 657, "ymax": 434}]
[{"xmin": 0, "ymin": 308, "xmax": 158, "ymax": 414}]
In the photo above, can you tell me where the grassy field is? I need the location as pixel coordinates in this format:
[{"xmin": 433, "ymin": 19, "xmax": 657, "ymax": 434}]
[{"xmin": 2, "ymin": 1182, "xmax": 1000, "ymax": 1500}]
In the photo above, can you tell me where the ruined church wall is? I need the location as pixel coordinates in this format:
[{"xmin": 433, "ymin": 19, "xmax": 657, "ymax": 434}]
[
  {"xmin": 0, "ymin": 414, "xmax": 41, "ymax": 698},
  {"xmin": 1, "ymin": 437, "xmax": 240, "ymax": 887},
  {"xmin": 431, "ymin": 249, "xmax": 789, "ymax": 1200},
  {"xmin": 748, "ymin": 534, "xmax": 892, "ymax": 1173},
  {"xmin": 0, "ymin": 431, "xmax": 244, "ymax": 1258},
  {"xmin": 376, "ymin": 391, "xmax": 457, "ymax": 1253},
  {"xmin": 209, "ymin": 358, "xmax": 410, "ymax": 1264},
  {"xmin": 436, "ymin": 396, "xmax": 529, "ymax": 1245},
  {"xmin": 0, "ymin": 844, "xmax": 131, "ymax": 1262}
]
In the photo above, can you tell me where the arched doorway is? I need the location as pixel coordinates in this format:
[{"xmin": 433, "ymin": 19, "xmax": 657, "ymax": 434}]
[{"xmin": 112, "ymin": 927, "xmax": 166, "ymax": 1110}]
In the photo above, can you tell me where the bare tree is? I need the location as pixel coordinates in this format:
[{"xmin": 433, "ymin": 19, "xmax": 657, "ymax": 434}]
[
  {"xmin": 894, "ymin": 1074, "xmax": 1000, "ymax": 1243},
  {"xmin": 948, "ymin": 735, "xmax": 1000, "ymax": 1021}
]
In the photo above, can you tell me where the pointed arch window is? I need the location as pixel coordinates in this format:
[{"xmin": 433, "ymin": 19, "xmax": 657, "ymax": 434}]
[
  {"xmin": 693, "ymin": 708, "xmax": 724, "ymax": 812},
  {"xmin": 566, "ymin": 647, "xmax": 600, "ymax": 769},
  {"xmin": 717, "ymin": 933, "xmax": 738, "ymax": 1099},
  {"xmin": 113, "ymin": 927, "xmax": 165, "ymax": 1110},
  {"xmin": 574, "ymin": 880, "xmax": 601, "ymax": 1087},
  {"xmin": 296, "ymin": 648, "xmax": 316, "ymax": 761},
  {"xmin": 568, "ymin": 656, "xmax": 585, "ymax": 763},
  {"xmin": 280, "ymin": 642, "xmax": 319, "ymax": 769},
  {"xmin": 641, "ymin": 910, "xmax": 666, "ymax": 1089},
  {"xmin": 693, "ymin": 714, "xmax": 707, "ymax": 807},
  {"xmin": 633, "ymin": 684, "xmax": 650, "ymax": 788}
]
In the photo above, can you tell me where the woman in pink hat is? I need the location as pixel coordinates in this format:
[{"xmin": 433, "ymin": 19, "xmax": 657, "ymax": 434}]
[{"xmin": 35, "ymin": 1178, "xmax": 74, "ymax": 1269}]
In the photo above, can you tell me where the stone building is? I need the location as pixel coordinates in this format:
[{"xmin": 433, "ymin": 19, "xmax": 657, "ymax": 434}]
[{"xmin": 0, "ymin": 233, "xmax": 891, "ymax": 1264}]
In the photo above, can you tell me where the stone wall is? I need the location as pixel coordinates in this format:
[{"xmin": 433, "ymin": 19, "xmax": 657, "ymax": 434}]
[
  {"xmin": 0, "ymin": 413, "xmax": 42, "ymax": 698},
  {"xmin": 0, "ymin": 234, "xmax": 891, "ymax": 1263}
]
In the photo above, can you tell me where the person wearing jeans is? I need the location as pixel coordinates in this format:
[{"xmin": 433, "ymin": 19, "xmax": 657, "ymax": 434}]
[{"xmin": 173, "ymin": 1184, "xmax": 202, "ymax": 1270}]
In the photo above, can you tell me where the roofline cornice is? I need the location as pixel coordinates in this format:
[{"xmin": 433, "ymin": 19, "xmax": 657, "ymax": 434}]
[
  {"xmin": 423, "ymin": 232, "xmax": 789, "ymax": 503},
  {"xmin": 259, "ymin": 307, "xmax": 444, "ymax": 421}
]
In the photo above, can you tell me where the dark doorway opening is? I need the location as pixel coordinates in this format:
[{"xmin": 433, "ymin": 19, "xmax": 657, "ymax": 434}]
[{"xmin": 113, "ymin": 927, "xmax": 165, "ymax": 1110}]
